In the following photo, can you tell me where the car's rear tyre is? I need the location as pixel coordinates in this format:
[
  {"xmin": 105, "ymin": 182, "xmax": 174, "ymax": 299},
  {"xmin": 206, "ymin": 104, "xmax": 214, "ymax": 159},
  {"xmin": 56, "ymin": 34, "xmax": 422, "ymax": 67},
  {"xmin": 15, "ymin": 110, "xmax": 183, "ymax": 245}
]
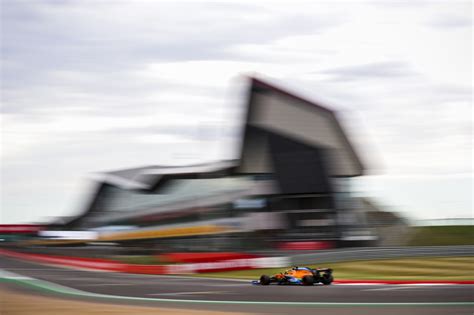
[
  {"xmin": 321, "ymin": 274, "xmax": 333, "ymax": 285},
  {"xmin": 302, "ymin": 275, "xmax": 314, "ymax": 286},
  {"xmin": 260, "ymin": 275, "xmax": 271, "ymax": 285}
]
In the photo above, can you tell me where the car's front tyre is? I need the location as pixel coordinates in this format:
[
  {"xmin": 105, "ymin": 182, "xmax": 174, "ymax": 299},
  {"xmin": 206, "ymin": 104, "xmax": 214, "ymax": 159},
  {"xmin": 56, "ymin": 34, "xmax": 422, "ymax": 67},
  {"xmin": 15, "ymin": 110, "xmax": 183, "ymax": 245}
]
[{"xmin": 302, "ymin": 275, "xmax": 314, "ymax": 286}]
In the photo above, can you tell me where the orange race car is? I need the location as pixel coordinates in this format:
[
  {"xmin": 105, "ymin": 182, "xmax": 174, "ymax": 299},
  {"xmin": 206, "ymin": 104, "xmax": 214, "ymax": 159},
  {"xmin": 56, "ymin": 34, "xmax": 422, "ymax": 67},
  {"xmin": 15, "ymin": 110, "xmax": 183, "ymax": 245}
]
[{"xmin": 252, "ymin": 266, "xmax": 333, "ymax": 286}]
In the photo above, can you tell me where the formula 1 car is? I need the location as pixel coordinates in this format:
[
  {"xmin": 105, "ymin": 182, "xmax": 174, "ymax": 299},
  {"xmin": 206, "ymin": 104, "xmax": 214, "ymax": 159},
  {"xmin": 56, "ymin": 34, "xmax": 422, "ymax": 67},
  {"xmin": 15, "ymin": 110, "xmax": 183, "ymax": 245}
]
[{"xmin": 252, "ymin": 266, "xmax": 333, "ymax": 286}]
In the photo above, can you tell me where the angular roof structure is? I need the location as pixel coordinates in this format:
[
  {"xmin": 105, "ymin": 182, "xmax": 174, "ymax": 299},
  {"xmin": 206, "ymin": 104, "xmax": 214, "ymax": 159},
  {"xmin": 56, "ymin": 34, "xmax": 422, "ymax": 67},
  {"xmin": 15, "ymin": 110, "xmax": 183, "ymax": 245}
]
[
  {"xmin": 237, "ymin": 77, "xmax": 364, "ymax": 177},
  {"xmin": 93, "ymin": 160, "xmax": 237, "ymax": 191}
]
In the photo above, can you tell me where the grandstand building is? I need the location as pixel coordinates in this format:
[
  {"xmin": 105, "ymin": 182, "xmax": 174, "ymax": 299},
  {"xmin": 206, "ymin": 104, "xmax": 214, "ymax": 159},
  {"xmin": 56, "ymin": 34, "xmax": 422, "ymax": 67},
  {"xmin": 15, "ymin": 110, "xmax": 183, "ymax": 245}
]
[{"xmin": 38, "ymin": 77, "xmax": 375, "ymax": 250}]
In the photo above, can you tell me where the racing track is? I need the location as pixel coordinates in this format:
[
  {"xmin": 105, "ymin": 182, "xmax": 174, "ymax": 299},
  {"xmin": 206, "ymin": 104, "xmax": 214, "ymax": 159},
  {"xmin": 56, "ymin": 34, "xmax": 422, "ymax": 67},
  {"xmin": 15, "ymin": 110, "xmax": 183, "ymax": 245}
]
[{"xmin": 1, "ymin": 256, "xmax": 473, "ymax": 315}]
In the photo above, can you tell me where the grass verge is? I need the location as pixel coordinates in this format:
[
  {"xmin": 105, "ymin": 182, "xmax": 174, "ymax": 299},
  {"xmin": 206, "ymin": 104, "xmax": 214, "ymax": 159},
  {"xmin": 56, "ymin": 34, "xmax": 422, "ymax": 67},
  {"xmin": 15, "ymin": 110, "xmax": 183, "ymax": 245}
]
[{"xmin": 407, "ymin": 225, "xmax": 474, "ymax": 246}]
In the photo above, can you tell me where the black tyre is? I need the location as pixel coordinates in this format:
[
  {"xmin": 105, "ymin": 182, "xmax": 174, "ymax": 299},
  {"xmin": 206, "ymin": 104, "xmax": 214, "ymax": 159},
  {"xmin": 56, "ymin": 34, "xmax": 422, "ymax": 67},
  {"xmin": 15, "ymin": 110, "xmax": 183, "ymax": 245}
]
[
  {"xmin": 302, "ymin": 275, "xmax": 314, "ymax": 286},
  {"xmin": 260, "ymin": 275, "xmax": 271, "ymax": 285},
  {"xmin": 321, "ymin": 274, "xmax": 333, "ymax": 285}
]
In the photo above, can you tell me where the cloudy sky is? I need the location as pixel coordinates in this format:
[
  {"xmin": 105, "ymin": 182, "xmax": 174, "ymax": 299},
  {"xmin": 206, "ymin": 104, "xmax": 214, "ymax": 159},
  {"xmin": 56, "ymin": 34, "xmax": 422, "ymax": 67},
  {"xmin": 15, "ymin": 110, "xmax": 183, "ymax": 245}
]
[{"xmin": 1, "ymin": 0, "xmax": 472, "ymax": 224}]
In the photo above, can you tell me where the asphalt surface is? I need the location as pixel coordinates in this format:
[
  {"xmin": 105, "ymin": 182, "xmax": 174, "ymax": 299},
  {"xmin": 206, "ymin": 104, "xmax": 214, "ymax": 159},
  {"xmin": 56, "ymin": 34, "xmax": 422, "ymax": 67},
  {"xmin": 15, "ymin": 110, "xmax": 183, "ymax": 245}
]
[{"xmin": 1, "ymin": 255, "xmax": 473, "ymax": 315}]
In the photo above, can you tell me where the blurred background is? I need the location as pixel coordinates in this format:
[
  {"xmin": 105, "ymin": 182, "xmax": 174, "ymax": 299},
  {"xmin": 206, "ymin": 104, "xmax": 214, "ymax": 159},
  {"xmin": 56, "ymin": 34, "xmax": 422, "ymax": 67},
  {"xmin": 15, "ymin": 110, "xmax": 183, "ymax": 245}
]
[{"xmin": 0, "ymin": 1, "xmax": 472, "ymax": 314}]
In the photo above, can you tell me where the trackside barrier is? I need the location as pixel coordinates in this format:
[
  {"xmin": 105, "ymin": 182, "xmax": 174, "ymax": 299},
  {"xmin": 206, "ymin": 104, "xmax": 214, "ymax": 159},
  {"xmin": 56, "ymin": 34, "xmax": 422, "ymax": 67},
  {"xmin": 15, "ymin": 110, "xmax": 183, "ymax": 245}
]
[
  {"xmin": 166, "ymin": 257, "xmax": 290, "ymax": 274},
  {"xmin": 278, "ymin": 241, "xmax": 335, "ymax": 251},
  {"xmin": 159, "ymin": 252, "xmax": 259, "ymax": 263}
]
